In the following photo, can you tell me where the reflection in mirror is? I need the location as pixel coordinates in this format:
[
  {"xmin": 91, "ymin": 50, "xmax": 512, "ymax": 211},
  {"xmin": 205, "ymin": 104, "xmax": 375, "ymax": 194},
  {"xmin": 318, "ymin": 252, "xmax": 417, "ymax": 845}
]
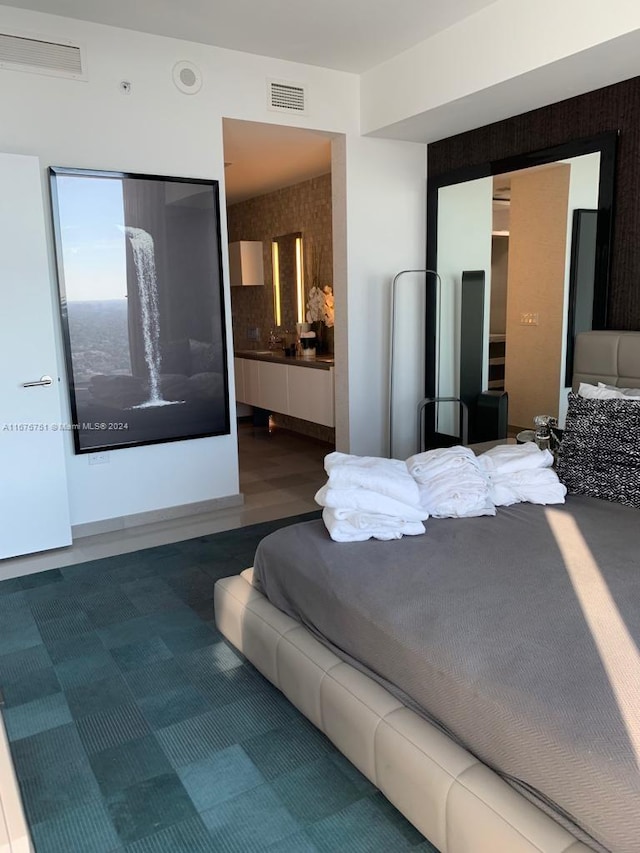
[
  {"xmin": 271, "ymin": 232, "xmax": 304, "ymax": 331},
  {"xmin": 492, "ymin": 154, "xmax": 600, "ymax": 430},
  {"xmin": 428, "ymin": 134, "xmax": 615, "ymax": 444}
]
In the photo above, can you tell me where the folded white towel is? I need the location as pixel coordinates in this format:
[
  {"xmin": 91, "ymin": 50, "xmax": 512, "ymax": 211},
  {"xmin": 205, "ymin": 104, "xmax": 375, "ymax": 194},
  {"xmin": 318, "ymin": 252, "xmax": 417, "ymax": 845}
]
[
  {"xmin": 477, "ymin": 442, "xmax": 553, "ymax": 474},
  {"xmin": 322, "ymin": 507, "xmax": 426, "ymax": 542},
  {"xmin": 406, "ymin": 446, "xmax": 479, "ymax": 483},
  {"xmin": 315, "ymin": 484, "xmax": 428, "ymax": 523},
  {"xmin": 488, "ymin": 468, "xmax": 566, "ymax": 506},
  {"xmin": 417, "ymin": 476, "xmax": 495, "ymax": 518},
  {"xmin": 324, "ymin": 451, "xmax": 419, "ymax": 506}
]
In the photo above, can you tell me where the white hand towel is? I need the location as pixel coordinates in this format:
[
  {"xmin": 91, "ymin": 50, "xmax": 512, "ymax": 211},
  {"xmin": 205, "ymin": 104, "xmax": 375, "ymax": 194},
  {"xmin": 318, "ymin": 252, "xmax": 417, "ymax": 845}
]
[
  {"xmin": 488, "ymin": 468, "xmax": 566, "ymax": 506},
  {"xmin": 315, "ymin": 484, "xmax": 428, "ymax": 523},
  {"xmin": 322, "ymin": 507, "xmax": 426, "ymax": 542},
  {"xmin": 327, "ymin": 506, "xmax": 427, "ymax": 530},
  {"xmin": 406, "ymin": 446, "xmax": 479, "ymax": 483},
  {"xmin": 324, "ymin": 451, "xmax": 420, "ymax": 505},
  {"xmin": 418, "ymin": 476, "xmax": 495, "ymax": 518},
  {"xmin": 477, "ymin": 442, "xmax": 553, "ymax": 474}
]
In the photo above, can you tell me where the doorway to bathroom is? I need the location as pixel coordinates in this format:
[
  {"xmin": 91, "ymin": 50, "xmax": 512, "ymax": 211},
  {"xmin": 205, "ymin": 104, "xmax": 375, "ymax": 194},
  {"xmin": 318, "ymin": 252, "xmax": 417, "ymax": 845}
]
[{"xmin": 222, "ymin": 118, "xmax": 337, "ymax": 516}]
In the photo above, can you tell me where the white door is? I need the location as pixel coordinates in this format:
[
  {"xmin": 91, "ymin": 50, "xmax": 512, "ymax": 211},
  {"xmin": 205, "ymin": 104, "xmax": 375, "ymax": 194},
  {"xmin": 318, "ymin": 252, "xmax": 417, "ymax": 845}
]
[
  {"xmin": 436, "ymin": 178, "xmax": 493, "ymax": 437},
  {"xmin": 0, "ymin": 153, "xmax": 71, "ymax": 560}
]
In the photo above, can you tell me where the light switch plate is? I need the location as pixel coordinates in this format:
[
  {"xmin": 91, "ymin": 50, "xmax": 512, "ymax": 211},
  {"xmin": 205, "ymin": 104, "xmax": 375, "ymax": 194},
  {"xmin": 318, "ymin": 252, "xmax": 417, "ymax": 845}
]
[{"xmin": 520, "ymin": 312, "xmax": 539, "ymax": 326}]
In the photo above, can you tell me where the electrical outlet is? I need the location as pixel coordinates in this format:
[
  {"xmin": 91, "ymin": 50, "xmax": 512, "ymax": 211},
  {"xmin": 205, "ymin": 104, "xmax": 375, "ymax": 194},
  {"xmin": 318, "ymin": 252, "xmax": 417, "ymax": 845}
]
[
  {"xmin": 519, "ymin": 312, "xmax": 539, "ymax": 326},
  {"xmin": 88, "ymin": 452, "xmax": 109, "ymax": 465}
]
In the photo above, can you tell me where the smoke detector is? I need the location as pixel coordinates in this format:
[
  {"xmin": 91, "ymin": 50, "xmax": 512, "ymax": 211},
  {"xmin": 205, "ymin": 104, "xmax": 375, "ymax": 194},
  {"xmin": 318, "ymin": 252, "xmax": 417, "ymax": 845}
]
[{"xmin": 172, "ymin": 60, "xmax": 202, "ymax": 95}]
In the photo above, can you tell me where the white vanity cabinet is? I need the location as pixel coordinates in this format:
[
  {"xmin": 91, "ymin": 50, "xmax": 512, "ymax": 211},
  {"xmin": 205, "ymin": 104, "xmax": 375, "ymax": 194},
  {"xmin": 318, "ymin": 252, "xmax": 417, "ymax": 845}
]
[
  {"xmin": 287, "ymin": 364, "xmax": 334, "ymax": 426},
  {"xmin": 242, "ymin": 358, "xmax": 261, "ymax": 407},
  {"xmin": 234, "ymin": 356, "xmax": 334, "ymax": 427},
  {"xmin": 233, "ymin": 358, "xmax": 245, "ymax": 403},
  {"xmin": 258, "ymin": 361, "xmax": 289, "ymax": 415}
]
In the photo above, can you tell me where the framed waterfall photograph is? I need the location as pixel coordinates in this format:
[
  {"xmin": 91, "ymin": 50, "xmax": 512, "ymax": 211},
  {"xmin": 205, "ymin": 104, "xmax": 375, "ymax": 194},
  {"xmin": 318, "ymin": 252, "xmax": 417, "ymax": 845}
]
[{"xmin": 49, "ymin": 167, "xmax": 230, "ymax": 454}]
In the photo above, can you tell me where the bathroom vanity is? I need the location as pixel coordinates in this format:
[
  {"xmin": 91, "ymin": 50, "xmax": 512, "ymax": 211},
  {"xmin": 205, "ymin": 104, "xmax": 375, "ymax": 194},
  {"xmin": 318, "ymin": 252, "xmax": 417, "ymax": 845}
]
[{"xmin": 234, "ymin": 351, "xmax": 335, "ymax": 427}]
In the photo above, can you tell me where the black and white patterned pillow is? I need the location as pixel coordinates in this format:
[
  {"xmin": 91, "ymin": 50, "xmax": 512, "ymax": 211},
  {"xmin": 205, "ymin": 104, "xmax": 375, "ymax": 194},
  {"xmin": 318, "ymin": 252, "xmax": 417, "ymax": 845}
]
[{"xmin": 556, "ymin": 392, "xmax": 640, "ymax": 507}]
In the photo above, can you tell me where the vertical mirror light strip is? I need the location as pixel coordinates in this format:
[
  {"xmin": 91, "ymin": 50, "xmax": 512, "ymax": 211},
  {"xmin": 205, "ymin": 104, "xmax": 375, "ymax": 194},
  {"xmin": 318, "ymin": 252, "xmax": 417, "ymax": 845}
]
[
  {"xmin": 271, "ymin": 240, "xmax": 281, "ymax": 326},
  {"xmin": 546, "ymin": 508, "xmax": 640, "ymax": 765},
  {"xmin": 296, "ymin": 236, "xmax": 305, "ymax": 324}
]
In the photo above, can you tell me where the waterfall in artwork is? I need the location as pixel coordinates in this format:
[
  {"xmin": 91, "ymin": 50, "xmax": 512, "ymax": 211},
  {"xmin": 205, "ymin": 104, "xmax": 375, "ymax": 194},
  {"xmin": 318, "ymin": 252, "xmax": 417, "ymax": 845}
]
[{"xmin": 122, "ymin": 226, "xmax": 183, "ymax": 408}]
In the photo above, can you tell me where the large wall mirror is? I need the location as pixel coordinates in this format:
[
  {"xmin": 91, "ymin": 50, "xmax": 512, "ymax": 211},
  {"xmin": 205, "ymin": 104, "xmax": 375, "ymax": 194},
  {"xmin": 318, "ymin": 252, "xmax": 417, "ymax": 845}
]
[{"xmin": 425, "ymin": 132, "xmax": 617, "ymax": 440}]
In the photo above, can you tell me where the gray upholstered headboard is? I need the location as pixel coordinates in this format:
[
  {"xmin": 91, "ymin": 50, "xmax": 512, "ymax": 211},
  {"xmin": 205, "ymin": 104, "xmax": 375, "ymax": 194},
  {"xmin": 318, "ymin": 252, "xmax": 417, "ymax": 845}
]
[{"xmin": 572, "ymin": 330, "xmax": 640, "ymax": 391}]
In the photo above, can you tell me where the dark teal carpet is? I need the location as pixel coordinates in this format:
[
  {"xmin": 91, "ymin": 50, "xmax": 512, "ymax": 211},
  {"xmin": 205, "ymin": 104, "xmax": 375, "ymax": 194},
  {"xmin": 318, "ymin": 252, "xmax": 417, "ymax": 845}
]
[{"xmin": 0, "ymin": 513, "xmax": 439, "ymax": 853}]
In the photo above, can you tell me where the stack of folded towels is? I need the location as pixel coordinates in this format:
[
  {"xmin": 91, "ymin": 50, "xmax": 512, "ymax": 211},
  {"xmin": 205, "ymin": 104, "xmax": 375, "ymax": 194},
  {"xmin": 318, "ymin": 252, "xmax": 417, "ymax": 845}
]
[
  {"xmin": 406, "ymin": 441, "xmax": 566, "ymax": 515},
  {"xmin": 318, "ymin": 443, "xmax": 567, "ymax": 542},
  {"xmin": 406, "ymin": 446, "xmax": 496, "ymax": 518},
  {"xmin": 315, "ymin": 451, "xmax": 428, "ymax": 542},
  {"xmin": 476, "ymin": 442, "xmax": 567, "ymax": 506}
]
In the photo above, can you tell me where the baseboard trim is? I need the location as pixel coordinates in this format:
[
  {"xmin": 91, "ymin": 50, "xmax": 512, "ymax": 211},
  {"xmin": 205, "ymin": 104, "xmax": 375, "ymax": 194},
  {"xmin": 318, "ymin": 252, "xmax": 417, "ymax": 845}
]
[{"xmin": 72, "ymin": 493, "xmax": 245, "ymax": 539}]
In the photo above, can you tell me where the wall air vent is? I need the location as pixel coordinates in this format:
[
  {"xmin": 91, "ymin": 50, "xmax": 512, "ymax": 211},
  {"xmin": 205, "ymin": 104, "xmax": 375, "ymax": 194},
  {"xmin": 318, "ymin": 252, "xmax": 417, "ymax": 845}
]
[
  {"xmin": 267, "ymin": 79, "xmax": 307, "ymax": 114},
  {"xmin": 0, "ymin": 31, "xmax": 85, "ymax": 80}
]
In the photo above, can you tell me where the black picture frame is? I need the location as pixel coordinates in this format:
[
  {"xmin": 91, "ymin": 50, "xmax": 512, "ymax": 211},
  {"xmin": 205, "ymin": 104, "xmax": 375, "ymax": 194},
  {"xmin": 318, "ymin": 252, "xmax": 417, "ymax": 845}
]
[{"xmin": 49, "ymin": 167, "xmax": 230, "ymax": 454}]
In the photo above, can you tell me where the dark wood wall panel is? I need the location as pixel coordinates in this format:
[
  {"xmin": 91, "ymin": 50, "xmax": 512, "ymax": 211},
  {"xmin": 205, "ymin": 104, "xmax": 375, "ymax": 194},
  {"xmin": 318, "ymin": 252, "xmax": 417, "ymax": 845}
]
[{"xmin": 428, "ymin": 76, "xmax": 640, "ymax": 329}]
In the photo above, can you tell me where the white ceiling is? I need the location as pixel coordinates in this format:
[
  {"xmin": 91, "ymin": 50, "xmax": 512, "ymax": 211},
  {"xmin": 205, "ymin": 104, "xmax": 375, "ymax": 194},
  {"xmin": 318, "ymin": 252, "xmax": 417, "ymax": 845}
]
[
  {"xmin": 223, "ymin": 119, "xmax": 332, "ymax": 204},
  {"xmin": 0, "ymin": 0, "xmax": 498, "ymax": 73}
]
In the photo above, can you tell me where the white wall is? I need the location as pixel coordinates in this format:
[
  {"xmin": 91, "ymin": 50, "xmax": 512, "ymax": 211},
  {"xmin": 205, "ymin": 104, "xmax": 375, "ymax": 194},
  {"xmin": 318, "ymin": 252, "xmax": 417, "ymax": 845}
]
[
  {"xmin": 0, "ymin": 5, "xmax": 428, "ymax": 526},
  {"xmin": 361, "ymin": 0, "xmax": 640, "ymax": 140},
  {"xmin": 338, "ymin": 136, "xmax": 427, "ymax": 459},
  {"xmin": 0, "ymin": 5, "xmax": 361, "ymax": 526}
]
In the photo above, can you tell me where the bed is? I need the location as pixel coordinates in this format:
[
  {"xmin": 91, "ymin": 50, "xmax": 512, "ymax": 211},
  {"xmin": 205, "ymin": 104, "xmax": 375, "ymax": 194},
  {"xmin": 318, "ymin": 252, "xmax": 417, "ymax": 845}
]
[{"xmin": 214, "ymin": 330, "xmax": 640, "ymax": 853}]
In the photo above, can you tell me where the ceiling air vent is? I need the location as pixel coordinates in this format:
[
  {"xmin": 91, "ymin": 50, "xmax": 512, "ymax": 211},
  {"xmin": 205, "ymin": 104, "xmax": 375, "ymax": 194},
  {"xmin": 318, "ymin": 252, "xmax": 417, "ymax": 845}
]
[
  {"xmin": 0, "ymin": 31, "xmax": 85, "ymax": 80},
  {"xmin": 267, "ymin": 79, "xmax": 307, "ymax": 114}
]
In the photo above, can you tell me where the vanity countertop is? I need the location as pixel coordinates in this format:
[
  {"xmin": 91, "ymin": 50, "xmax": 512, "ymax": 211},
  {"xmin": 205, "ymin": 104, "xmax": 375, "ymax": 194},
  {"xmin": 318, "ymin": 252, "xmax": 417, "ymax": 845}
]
[{"xmin": 234, "ymin": 349, "xmax": 334, "ymax": 371}]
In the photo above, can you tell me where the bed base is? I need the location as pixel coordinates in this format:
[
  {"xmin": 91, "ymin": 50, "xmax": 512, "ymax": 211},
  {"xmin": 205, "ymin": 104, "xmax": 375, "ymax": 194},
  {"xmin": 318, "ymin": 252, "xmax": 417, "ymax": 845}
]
[
  {"xmin": 0, "ymin": 713, "xmax": 32, "ymax": 853},
  {"xmin": 214, "ymin": 569, "xmax": 591, "ymax": 853}
]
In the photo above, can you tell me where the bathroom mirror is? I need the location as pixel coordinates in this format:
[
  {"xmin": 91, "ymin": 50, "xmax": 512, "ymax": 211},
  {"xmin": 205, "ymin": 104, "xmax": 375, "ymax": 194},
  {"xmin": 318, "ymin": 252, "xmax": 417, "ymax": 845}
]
[{"xmin": 271, "ymin": 231, "xmax": 304, "ymax": 331}]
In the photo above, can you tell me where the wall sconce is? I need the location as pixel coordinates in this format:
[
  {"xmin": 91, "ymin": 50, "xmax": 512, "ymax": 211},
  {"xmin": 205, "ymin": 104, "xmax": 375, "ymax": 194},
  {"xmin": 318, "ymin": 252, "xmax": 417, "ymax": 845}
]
[
  {"xmin": 271, "ymin": 240, "xmax": 281, "ymax": 326},
  {"xmin": 295, "ymin": 235, "xmax": 305, "ymax": 324}
]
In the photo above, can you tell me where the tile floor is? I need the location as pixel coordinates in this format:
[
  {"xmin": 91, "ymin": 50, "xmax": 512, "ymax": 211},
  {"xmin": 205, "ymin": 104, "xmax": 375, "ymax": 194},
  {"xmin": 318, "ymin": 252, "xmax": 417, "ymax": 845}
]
[{"xmin": 0, "ymin": 510, "xmax": 438, "ymax": 852}]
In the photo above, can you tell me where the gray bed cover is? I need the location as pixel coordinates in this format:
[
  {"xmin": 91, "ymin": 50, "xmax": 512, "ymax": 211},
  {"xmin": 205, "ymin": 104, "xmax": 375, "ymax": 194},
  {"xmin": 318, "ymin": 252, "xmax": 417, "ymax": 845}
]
[{"xmin": 253, "ymin": 496, "xmax": 640, "ymax": 853}]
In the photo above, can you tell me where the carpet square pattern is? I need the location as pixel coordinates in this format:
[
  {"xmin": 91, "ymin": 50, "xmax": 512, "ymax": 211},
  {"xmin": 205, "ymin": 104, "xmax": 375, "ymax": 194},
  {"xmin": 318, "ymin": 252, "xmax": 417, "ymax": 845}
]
[{"xmin": 0, "ymin": 513, "xmax": 439, "ymax": 853}]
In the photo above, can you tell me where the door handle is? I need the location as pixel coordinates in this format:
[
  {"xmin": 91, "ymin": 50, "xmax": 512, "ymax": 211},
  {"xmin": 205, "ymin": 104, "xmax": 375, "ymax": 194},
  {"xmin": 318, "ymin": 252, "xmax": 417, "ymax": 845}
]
[{"xmin": 22, "ymin": 375, "xmax": 53, "ymax": 388}]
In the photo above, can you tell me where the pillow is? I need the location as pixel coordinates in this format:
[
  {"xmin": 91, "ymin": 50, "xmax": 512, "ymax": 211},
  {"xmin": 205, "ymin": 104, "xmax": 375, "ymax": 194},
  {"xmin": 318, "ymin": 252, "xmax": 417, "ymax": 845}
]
[
  {"xmin": 598, "ymin": 382, "xmax": 640, "ymax": 399},
  {"xmin": 556, "ymin": 392, "xmax": 640, "ymax": 507},
  {"xmin": 578, "ymin": 381, "xmax": 640, "ymax": 399},
  {"xmin": 577, "ymin": 382, "xmax": 620, "ymax": 399}
]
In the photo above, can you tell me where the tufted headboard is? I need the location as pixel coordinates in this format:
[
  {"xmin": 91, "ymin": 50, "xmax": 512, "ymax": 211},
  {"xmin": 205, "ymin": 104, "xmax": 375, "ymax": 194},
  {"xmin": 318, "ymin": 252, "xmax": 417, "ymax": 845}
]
[{"xmin": 572, "ymin": 330, "xmax": 640, "ymax": 391}]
